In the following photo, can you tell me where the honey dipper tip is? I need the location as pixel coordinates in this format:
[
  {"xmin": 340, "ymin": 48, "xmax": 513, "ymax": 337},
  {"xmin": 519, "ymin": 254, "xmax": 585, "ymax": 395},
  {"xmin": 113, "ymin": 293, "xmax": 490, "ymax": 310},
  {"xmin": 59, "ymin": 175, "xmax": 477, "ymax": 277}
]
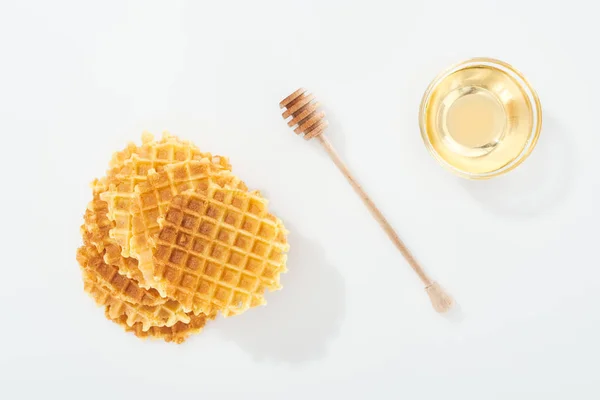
[
  {"xmin": 280, "ymin": 88, "xmax": 328, "ymax": 140},
  {"xmin": 425, "ymin": 282, "xmax": 454, "ymax": 313}
]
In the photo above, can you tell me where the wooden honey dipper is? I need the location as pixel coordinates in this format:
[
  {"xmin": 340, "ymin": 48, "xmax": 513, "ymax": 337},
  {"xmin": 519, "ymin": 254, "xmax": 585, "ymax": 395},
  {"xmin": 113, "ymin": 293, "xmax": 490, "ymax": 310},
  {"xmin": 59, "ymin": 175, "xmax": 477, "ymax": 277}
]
[{"xmin": 280, "ymin": 88, "xmax": 454, "ymax": 313}]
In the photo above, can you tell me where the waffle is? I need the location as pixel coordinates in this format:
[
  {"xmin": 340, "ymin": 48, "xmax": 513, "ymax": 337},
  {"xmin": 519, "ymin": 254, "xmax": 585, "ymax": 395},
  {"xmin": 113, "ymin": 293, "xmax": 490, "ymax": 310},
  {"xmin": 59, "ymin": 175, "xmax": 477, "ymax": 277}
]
[
  {"xmin": 129, "ymin": 159, "xmax": 247, "ymax": 289},
  {"xmin": 76, "ymin": 241, "xmax": 164, "ymax": 306},
  {"xmin": 79, "ymin": 177, "xmax": 165, "ymax": 304},
  {"xmin": 77, "ymin": 131, "xmax": 289, "ymax": 343},
  {"xmin": 81, "ymin": 189, "xmax": 111, "ymax": 253},
  {"xmin": 82, "ymin": 190, "xmax": 146, "ymax": 284},
  {"xmin": 100, "ymin": 133, "xmax": 231, "ymax": 258},
  {"xmin": 82, "ymin": 270, "xmax": 189, "ymax": 331},
  {"xmin": 105, "ymin": 308, "xmax": 217, "ymax": 343},
  {"xmin": 151, "ymin": 182, "xmax": 289, "ymax": 316}
]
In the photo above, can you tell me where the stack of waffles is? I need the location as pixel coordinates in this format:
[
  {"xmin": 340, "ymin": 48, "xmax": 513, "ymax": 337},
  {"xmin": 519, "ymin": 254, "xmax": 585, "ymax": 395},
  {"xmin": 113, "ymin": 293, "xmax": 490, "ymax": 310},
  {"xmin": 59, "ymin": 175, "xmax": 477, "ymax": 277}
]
[{"xmin": 77, "ymin": 133, "xmax": 289, "ymax": 343}]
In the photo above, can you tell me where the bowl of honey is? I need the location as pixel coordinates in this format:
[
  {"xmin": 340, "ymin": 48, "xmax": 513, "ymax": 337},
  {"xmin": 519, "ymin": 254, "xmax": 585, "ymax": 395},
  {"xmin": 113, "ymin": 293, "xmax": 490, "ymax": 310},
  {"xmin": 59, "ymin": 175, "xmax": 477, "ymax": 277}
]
[{"xmin": 419, "ymin": 57, "xmax": 542, "ymax": 179}]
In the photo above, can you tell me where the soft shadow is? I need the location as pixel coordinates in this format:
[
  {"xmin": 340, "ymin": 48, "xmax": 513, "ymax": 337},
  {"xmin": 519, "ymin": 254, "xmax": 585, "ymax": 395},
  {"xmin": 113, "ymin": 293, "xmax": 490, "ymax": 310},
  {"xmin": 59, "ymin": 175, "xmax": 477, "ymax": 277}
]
[
  {"xmin": 217, "ymin": 224, "xmax": 346, "ymax": 364},
  {"xmin": 460, "ymin": 116, "xmax": 574, "ymax": 217}
]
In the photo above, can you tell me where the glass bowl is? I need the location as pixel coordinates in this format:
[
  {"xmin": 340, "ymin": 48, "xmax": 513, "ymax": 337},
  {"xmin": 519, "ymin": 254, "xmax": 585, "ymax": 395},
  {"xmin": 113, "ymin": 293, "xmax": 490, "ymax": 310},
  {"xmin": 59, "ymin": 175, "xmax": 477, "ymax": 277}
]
[{"xmin": 419, "ymin": 57, "xmax": 542, "ymax": 179}]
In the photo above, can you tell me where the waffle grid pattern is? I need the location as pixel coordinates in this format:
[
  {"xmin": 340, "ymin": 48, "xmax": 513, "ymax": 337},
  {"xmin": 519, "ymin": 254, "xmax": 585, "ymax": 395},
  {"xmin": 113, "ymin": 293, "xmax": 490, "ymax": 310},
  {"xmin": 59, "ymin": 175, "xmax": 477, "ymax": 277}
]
[
  {"xmin": 130, "ymin": 160, "xmax": 245, "ymax": 288},
  {"xmin": 100, "ymin": 133, "xmax": 230, "ymax": 257},
  {"xmin": 152, "ymin": 183, "xmax": 288, "ymax": 316}
]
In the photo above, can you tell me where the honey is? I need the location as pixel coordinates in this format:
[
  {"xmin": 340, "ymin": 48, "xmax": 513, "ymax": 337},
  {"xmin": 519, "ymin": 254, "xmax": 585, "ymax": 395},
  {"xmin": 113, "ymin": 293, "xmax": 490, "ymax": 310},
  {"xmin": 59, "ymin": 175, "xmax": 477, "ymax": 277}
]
[{"xmin": 419, "ymin": 58, "xmax": 542, "ymax": 179}]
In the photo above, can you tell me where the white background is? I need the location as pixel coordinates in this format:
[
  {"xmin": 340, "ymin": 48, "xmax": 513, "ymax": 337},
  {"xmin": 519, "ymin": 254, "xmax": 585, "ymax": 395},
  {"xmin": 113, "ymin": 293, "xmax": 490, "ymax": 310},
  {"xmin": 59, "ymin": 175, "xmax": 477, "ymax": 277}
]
[{"xmin": 1, "ymin": 1, "xmax": 598, "ymax": 399}]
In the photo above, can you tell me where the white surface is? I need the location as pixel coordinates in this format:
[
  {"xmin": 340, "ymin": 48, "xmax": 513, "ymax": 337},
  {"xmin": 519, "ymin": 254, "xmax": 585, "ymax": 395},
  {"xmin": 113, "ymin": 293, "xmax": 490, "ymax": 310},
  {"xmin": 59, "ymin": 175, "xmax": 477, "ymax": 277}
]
[{"xmin": 1, "ymin": 1, "xmax": 598, "ymax": 399}]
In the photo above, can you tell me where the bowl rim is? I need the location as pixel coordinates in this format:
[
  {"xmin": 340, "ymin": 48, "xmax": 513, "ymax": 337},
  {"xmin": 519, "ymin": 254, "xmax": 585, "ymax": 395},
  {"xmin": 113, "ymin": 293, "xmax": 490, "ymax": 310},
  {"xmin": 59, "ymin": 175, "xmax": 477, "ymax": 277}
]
[{"xmin": 418, "ymin": 57, "xmax": 543, "ymax": 180}]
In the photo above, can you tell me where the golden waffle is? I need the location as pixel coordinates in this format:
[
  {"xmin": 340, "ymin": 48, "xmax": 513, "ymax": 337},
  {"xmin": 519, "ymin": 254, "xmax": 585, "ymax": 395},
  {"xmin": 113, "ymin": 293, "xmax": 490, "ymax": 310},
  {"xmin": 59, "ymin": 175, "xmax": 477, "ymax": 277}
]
[
  {"xmin": 100, "ymin": 133, "xmax": 231, "ymax": 258},
  {"xmin": 151, "ymin": 182, "xmax": 289, "ymax": 316},
  {"xmin": 129, "ymin": 159, "xmax": 247, "ymax": 289},
  {"xmin": 82, "ymin": 270, "xmax": 189, "ymax": 331},
  {"xmin": 76, "ymin": 242, "xmax": 164, "ymax": 306},
  {"xmin": 77, "ymin": 131, "xmax": 291, "ymax": 342},
  {"xmin": 82, "ymin": 191, "xmax": 146, "ymax": 283},
  {"xmin": 105, "ymin": 308, "xmax": 217, "ymax": 344},
  {"xmin": 80, "ymin": 178, "xmax": 164, "ymax": 303},
  {"xmin": 81, "ymin": 191, "xmax": 111, "ymax": 253}
]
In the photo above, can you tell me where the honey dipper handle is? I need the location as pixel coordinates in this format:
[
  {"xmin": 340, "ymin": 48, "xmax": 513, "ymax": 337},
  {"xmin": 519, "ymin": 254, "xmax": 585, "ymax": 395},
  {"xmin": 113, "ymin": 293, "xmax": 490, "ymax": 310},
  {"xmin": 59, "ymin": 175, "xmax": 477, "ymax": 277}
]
[{"xmin": 317, "ymin": 135, "xmax": 433, "ymax": 286}]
